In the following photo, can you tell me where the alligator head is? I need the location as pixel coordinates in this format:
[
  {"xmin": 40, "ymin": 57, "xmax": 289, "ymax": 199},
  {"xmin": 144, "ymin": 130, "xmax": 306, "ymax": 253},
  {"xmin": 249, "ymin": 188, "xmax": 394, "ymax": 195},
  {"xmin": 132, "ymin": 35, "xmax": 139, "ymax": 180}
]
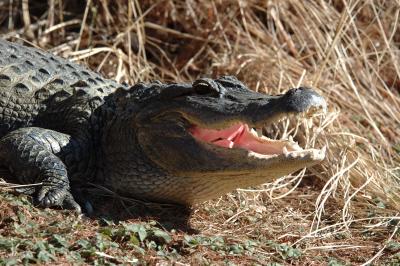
[{"xmin": 104, "ymin": 76, "xmax": 326, "ymax": 205}]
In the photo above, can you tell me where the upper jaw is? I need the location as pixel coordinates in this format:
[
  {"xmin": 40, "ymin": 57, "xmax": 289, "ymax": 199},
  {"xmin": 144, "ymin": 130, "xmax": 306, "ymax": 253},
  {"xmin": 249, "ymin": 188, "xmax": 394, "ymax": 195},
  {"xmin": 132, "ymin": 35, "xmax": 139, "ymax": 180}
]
[
  {"xmin": 178, "ymin": 86, "xmax": 327, "ymax": 129},
  {"xmin": 186, "ymin": 85, "xmax": 327, "ymax": 161},
  {"xmin": 246, "ymin": 87, "xmax": 327, "ymax": 128}
]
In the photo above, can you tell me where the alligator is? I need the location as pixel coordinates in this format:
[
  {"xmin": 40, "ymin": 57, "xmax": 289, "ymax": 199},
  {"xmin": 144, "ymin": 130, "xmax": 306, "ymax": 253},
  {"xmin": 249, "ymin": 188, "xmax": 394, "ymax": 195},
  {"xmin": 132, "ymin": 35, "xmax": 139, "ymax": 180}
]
[{"xmin": 0, "ymin": 39, "xmax": 326, "ymax": 212}]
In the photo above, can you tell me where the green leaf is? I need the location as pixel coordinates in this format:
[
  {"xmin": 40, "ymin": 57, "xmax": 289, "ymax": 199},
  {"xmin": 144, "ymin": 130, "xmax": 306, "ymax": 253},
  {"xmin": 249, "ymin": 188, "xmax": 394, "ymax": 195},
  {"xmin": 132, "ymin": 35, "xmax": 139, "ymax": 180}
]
[
  {"xmin": 146, "ymin": 240, "xmax": 157, "ymax": 250},
  {"xmin": 99, "ymin": 227, "xmax": 113, "ymax": 238},
  {"xmin": 16, "ymin": 210, "xmax": 26, "ymax": 224},
  {"xmin": 51, "ymin": 234, "xmax": 69, "ymax": 248},
  {"xmin": 123, "ymin": 224, "xmax": 140, "ymax": 233},
  {"xmin": 183, "ymin": 235, "xmax": 198, "ymax": 247},
  {"xmin": 0, "ymin": 238, "xmax": 14, "ymax": 250},
  {"xmin": 229, "ymin": 244, "xmax": 244, "ymax": 254},
  {"xmin": 153, "ymin": 230, "xmax": 172, "ymax": 243},
  {"xmin": 130, "ymin": 234, "xmax": 140, "ymax": 246},
  {"xmin": 393, "ymin": 143, "xmax": 400, "ymax": 154},
  {"xmin": 21, "ymin": 251, "xmax": 35, "ymax": 263},
  {"xmin": 286, "ymin": 247, "xmax": 301, "ymax": 258},
  {"xmin": 75, "ymin": 239, "xmax": 91, "ymax": 249},
  {"xmin": 123, "ymin": 224, "xmax": 148, "ymax": 242},
  {"xmin": 36, "ymin": 250, "xmax": 55, "ymax": 262},
  {"xmin": 328, "ymin": 258, "xmax": 345, "ymax": 266},
  {"xmin": 13, "ymin": 223, "xmax": 27, "ymax": 235},
  {"xmin": 386, "ymin": 241, "xmax": 400, "ymax": 252},
  {"xmin": 99, "ymin": 217, "xmax": 115, "ymax": 226},
  {"xmin": 34, "ymin": 241, "xmax": 47, "ymax": 252},
  {"xmin": 1, "ymin": 258, "xmax": 18, "ymax": 266},
  {"xmin": 137, "ymin": 226, "xmax": 148, "ymax": 242}
]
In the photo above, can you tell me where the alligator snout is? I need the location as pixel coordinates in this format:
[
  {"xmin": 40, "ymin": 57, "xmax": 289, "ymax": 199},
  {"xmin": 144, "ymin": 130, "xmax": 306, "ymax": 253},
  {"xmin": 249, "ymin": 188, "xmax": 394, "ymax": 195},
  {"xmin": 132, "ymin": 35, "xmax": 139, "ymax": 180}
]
[{"xmin": 280, "ymin": 87, "xmax": 327, "ymax": 115}]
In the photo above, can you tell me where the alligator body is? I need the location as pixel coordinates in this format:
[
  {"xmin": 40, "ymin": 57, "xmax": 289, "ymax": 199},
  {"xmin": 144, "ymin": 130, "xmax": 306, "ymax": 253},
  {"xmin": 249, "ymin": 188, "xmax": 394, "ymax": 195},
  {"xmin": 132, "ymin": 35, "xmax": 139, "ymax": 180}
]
[{"xmin": 0, "ymin": 39, "xmax": 326, "ymax": 212}]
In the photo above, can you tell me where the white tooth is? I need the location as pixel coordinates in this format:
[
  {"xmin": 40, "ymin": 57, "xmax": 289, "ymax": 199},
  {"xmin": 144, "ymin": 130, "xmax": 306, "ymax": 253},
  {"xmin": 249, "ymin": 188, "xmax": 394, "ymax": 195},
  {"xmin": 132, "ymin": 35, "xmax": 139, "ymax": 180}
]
[
  {"xmin": 321, "ymin": 145, "xmax": 327, "ymax": 155},
  {"xmin": 306, "ymin": 118, "xmax": 313, "ymax": 128},
  {"xmin": 255, "ymin": 128, "xmax": 263, "ymax": 137},
  {"xmin": 261, "ymin": 135, "xmax": 272, "ymax": 140},
  {"xmin": 322, "ymin": 105, "xmax": 327, "ymax": 115},
  {"xmin": 289, "ymin": 142, "xmax": 302, "ymax": 151},
  {"xmin": 283, "ymin": 146, "xmax": 289, "ymax": 156},
  {"xmin": 250, "ymin": 128, "xmax": 258, "ymax": 136}
]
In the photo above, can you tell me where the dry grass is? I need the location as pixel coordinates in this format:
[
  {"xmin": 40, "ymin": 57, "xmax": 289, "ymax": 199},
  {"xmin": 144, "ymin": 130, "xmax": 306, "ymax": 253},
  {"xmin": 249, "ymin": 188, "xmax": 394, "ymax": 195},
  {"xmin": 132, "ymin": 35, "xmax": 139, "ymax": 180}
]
[{"xmin": 0, "ymin": 0, "xmax": 399, "ymax": 264}]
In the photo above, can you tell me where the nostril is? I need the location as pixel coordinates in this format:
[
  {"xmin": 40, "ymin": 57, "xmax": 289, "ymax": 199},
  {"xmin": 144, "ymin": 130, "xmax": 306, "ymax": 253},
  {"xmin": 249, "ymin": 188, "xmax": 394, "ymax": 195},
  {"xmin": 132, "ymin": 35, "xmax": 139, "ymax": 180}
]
[
  {"xmin": 297, "ymin": 86, "xmax": 313, "ymax": 92},
  {"xmin": 289, "ymin": 87, "xmax": 310, "ymax": 94},
  {"xmin": 287, "ymin": 87, "xmax": 314, "ymax": 96}
]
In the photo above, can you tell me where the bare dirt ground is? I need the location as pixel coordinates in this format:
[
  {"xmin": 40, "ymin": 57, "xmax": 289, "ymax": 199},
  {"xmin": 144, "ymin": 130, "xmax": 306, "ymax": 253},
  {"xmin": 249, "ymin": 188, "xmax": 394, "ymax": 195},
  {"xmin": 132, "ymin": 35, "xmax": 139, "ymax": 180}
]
[{"xmin": 0, "ymin": 0, "xmax": 399, "ymax": 264}]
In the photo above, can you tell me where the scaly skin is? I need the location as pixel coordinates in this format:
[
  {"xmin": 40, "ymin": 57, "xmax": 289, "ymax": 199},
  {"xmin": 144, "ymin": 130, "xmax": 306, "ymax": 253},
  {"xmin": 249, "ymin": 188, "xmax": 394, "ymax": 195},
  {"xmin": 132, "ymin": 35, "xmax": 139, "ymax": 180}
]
[{"xmin": 0, "ymin": 39, "xmax": 326, "ymax": 212}]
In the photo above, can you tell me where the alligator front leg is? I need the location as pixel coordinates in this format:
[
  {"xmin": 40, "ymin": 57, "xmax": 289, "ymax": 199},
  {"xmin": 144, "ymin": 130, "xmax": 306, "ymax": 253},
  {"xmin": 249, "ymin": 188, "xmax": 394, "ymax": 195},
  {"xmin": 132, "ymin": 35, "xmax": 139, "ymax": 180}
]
[{"xmin": 0, "ymin": 127, "xmax": 82, "ymax": 212}]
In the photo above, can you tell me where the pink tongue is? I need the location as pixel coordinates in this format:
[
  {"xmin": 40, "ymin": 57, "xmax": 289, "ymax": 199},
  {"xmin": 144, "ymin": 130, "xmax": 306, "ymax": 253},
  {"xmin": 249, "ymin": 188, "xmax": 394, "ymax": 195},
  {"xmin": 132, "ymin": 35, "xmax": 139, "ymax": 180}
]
[
  {"xmin": 234, "ymin": 127, "xmax": 283, "ymax": 154},
  {"xmin": 189, "ymin": 124, "xmax": 245, "ymax": 143},
  {"xmin": 213, "ymin": 139, "xmax": 235, "ymax": 148},
  {"xmin": 190, "ymin": 123, "xmax": 285, "ymax": 155}
]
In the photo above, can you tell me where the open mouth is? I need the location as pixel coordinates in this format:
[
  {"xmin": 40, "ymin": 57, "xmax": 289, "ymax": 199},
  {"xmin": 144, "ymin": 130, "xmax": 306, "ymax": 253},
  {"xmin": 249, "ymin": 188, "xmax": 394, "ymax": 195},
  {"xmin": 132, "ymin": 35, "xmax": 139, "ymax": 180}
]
[
  {"xmin": 190, "ymin": 123, "xmax": 299, "ymax": 156},
  {"xmin": 188, "ymin": 95, "xmax": 328, "ymax": 160},
  {"xmin": 189, "ymin": 117, "xmax": 325, "ymax": 160}
]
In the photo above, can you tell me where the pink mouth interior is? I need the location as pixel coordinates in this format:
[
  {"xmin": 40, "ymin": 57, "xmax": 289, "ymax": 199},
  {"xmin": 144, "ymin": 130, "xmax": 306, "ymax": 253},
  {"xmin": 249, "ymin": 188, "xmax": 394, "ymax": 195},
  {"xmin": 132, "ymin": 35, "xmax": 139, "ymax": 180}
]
[{"xmin": 189, "ymin": 123, "xmax": 287, "ymax": 155}]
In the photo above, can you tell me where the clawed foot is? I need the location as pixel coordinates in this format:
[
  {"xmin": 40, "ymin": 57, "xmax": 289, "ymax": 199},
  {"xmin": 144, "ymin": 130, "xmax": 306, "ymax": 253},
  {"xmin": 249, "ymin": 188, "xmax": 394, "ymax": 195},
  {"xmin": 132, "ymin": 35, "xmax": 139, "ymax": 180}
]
[{"xmin": 34, "ymin": 186, "xmax": 82, "ymax": 213}]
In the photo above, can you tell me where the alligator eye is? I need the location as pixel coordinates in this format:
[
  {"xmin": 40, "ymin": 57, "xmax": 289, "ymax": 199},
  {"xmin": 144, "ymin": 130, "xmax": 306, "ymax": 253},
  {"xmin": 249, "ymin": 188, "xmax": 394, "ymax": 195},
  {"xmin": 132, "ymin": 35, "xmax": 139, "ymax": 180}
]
[{"xmin": 193, "ymin": 78, "xmax": 221, "ymax": 97}]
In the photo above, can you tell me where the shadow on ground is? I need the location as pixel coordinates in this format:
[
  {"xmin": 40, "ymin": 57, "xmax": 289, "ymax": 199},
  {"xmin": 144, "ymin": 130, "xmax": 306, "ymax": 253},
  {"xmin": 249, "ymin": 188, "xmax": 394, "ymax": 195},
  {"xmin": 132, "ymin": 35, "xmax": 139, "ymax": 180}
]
[
  {"xmin": 83, "ymin": 190, "xmax": 196, "ymax": 233},
  {"xmin": 0, "ymin": 167, "xmax": 196, "ymax": 233}
]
